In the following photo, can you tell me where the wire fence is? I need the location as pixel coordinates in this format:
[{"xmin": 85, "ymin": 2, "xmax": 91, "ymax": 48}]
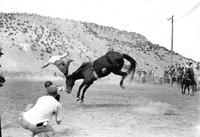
[{"xmin": 134, "ymin": 70, "xmax": 200, "ymax": 90}]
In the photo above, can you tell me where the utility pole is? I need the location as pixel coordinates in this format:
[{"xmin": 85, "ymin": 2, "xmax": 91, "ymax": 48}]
[
  {"xmin": 0, "ymin": 116, "xmax": 1, "ymax": 137},
  {"xmin": 168, "ymin": 15, "xmax": 174, "ymax": 86}
]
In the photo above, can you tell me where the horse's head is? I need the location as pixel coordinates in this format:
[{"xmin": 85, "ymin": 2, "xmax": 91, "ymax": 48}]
[
  {"xmin": 65, "ymin": 62, "xmax": 90, "ymax": 94},
  {"xmin": 62, "ymin": 59, "xmax": 75, "ymax": 94},
  {"xmin": 65, "ymin": 74, "xmax": 75, "ymax": 94},
  {"xmin": 0, "ymin": 75, "xmax": 5, "ymax": 87}
]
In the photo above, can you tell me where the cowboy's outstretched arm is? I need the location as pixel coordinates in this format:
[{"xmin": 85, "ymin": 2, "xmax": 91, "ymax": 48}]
[
  {"xmin": 41, "ymin": 63, "xmax": 50, "ymax": 68},
  {"xmin": 60, "ymin": 53, "xmax": 68, "ymax": 59}
]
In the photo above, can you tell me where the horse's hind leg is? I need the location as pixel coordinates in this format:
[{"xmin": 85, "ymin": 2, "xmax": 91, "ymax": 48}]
[
  {"xmin": 112, "ymin": 70, "xmax": 127, "ymax": 89},
  {"xmin": 191, "ymin": 85, "xmax": 195, "ymax": 96},
  {"xmin": 80, "ymin": 82, "xmax": 93, "ymax": 103}
]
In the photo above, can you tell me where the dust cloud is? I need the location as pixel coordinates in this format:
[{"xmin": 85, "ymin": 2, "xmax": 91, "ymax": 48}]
[{"xmin": 133, "ymin": 97, "xmax": 179, "ymax": 115}]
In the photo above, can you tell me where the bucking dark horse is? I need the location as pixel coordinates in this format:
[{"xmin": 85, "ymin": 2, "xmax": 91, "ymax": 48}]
[{"xmin": 65, "ymin": 51, "xmax": 137, "ymax": 103}]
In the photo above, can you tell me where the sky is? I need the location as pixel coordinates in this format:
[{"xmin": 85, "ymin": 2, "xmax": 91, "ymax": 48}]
[{"xmin": 1, "ymin": 0, "xmax": 200, "ymax": 61}]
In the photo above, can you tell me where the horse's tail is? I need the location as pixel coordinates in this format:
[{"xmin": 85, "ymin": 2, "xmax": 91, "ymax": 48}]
[{"xmin": 122, "ymin": 54, "xmax": 137, "ymax": 81}]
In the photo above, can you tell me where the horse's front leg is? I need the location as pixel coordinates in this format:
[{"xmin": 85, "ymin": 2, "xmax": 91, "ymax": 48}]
[
  {"xmin": 76, "ymin": 80, "xmax": 87, "ymax": 101},
  {"xmin": 184, "ymin": 84, "xmax": 187, "ymax": 95},
  {"xmin": 181, "ymin": 83, "xmax": 184, "ymax": 94},
  {"xmin": 80, "ymin": 81, "xmax": 93, "ymax": 103}
]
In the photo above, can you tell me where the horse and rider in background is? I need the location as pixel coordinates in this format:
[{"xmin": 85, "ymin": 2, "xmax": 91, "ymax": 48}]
[
  {"xmin": 181, "ymin": 66, "xmax": 197, "ymax": 95},
  {"xmin": 166, "ymin": 61, "xmax": 198, "ymax": 96}
]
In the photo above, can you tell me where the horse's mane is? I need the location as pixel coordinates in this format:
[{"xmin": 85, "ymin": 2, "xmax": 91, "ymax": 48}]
[{"xmin": 71, "ymin": 62, "xmax": 91, "ymax": 76}]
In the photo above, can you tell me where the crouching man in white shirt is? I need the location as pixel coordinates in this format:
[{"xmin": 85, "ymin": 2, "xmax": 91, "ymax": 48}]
[{"xmin": 18, "ymin": 81, "xmax": 62, "ymax": 137}]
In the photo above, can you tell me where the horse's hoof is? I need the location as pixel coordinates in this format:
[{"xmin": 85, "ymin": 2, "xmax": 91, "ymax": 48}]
[
  {"xmin": 76, "ymin": 98, "xmax": 80, "ymax": 101},
  {"xmin": 120, "ymin": 85, "xmax": 125, "ymax": 89},
  {"xmin": 80, "ymin": 100, "xmax": 84, "ymax": 103}
]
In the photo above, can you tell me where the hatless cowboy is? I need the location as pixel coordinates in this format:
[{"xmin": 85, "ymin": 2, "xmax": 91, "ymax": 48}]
[
  {"xmin": 41, "ymin": 53, "xmax": 73, "ymax": 76},
  {"xmin": 18, "ymin": 81, "xmax": 63, "ymax": 137}
]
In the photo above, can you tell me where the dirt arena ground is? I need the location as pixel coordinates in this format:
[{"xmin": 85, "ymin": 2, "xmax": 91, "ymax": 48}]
[{"xmin": 0, "ymin": 79, "xmax": 200, "ymax": 137}]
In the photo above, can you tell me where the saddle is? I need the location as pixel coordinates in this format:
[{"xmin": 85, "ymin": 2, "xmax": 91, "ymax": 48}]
[{"xmin": 88, "ymin": 62, "xmax": 99, "ymax": 80}]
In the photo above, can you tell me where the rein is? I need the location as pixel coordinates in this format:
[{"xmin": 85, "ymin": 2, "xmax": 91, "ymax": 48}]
[{"xmin": 89, "ymin": 62, "xmax": 99, "ymax": 80}]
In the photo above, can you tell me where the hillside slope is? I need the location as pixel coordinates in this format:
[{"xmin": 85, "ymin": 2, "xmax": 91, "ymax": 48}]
[{"xmin": 0, "ymin": 13, "xmax": 190, "ymax": 78}]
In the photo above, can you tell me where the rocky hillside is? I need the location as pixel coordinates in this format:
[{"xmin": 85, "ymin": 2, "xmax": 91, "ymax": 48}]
[{"xmin": 0, "ymin": 13, "xmax": 191, "ymax": 78}]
